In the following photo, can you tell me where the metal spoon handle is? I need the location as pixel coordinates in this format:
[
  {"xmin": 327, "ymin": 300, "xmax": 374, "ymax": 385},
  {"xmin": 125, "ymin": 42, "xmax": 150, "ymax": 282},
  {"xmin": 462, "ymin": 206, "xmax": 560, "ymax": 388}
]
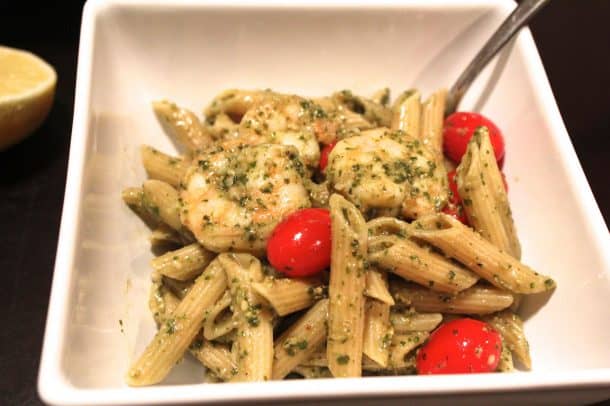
[{"xmin": 445, "ymin": 0, "xmax": 551, "ymax": 115}]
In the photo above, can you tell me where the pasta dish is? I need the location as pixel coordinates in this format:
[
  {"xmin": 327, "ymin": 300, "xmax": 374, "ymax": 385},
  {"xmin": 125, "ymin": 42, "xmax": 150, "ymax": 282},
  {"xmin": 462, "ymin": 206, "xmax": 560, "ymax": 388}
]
[{"xmin": 122, "ymin": 88, "xmax": 555, "ymax": 385}]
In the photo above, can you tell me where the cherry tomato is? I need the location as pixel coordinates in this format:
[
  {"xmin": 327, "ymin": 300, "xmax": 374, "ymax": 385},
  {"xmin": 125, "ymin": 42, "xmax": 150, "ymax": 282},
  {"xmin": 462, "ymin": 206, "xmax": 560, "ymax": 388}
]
[
  {"xmin": 443, "ymin": 112, "xmax": 505, "ymax": 164},
  {"xmin": 416, "ymin": 318, "xmax": 502, "ymax": 375},
  {"xmin": 267, "ymin": 208, "xmax": 331, "ymax": 277},
  {"xmin": 447, "ymin": 170, "xmax": 460, "ymax": 204},
  {"xmin": 442, "ymin": 203, "xmax": 468, "ymax": 225},
  {"xmin": 319, "ymin": 142, "xmax": 337, "ymax": 172}
]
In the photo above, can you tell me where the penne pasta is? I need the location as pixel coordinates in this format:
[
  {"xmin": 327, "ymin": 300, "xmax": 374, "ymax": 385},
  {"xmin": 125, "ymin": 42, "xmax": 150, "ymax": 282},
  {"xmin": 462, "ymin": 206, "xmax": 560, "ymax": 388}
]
[
  {"xmin": 126, "ymin": 257, "xmax": 227, "ymax": 386},
  {"xmin": 140, "ymin": 145, "xmax": 187, "ymax": 188},
  {"xmin": 162, "ymin": 276, "xmax": 192, "ymax": 299},
  {"xmin": 272, "ymin": 299, "xmax": 329, "ymax": 380},
  {"xmin": 364, "ymin": 268, "xmax": 395, "ymax": 305},
  {"xmin": 362, "ymin": 298, "xmax": 392, "ymax": 367},
  {"xmin": 390, "ymin": 310, "xmax": 443, "ymax": 333},
  {"xmin": 411, "ymin": 214, "xmax": 555, "ymax": 294},
  {"xmin": 391, "ymin": 89, "xmax": 421, "ymax": 138},
  {"xmin": 122, "ymin": 186, "xmax": 159, "ymax": 227},
  {"xmin": 148, "ymin": 281, "xmax": 180, "ymax": 326},
  {"xmin": 327, "ymin": 194, "xmax": 368, "ymax": 377},
  {"xmin": 371, "ymin": 87, "xmax": 390, "ymax": 106},
  {"xmin": 367, "ymin": 216, "xmax": 412, "ymax": 239},
  {"xmin": 149, "ymin": 223, "xmax": 183, "ymax": 246},
  {"xmin": 150, "ymin": 243, "xmax": 215, "ymax": 281},
  {"xmin": 203, "ymin": 290, "xmax": 236, "ymax": 341},
  {"xmin": 497, "ymin": 342, "xmax": 515, "ymax": 372},
  {"xmin": 332, "ymin": 90, "xmax": 392, "ymax": 127},
  {"xmin": 369, "ymin": 234, "xmax": 479, "ymax": 293},
  {"xmin": 456, "ymin": 127, "xmax": 521, "ymax": 258},
  {"xmin": 292, "ymin": 365, "xmax": 333, "ymax": 379},
  {"xmin": 389, "ymin": 332, "xmax": 429, "ymax": 369},
  {"xmin": 153, "ymin": 100, "xmax": 212, "ymax": 151},
  {"xmin": 252, "ymin": 276, "xmax": 323, "ymax": 316},
  {"xmin": 419, "ymin": 89, "xmax": 447, "ymax": 162},
  {"xmin": 141, "ymin": 180, "xmax": 183, "ymax": 232},
  {"xmin": 391, "ymin": 281, "xmax": 514, "ymax": 315},
  {"xmin": 204, "ymin": 89, "xmax": 270, "ymax": 122},
  {"xmin": 483, "ymin": 310, "xmax": 531, "ymax": 369},
  {"xmin": 190, "ymin": 339, "xmax": 238, "ymax": 382},
  {"xmin": 220, "ymin": 253, "xmax": 274, "ymax": 382},
  {"xmin": 301, "ymin": 346, "xmax": 417, "ymax": 375}
]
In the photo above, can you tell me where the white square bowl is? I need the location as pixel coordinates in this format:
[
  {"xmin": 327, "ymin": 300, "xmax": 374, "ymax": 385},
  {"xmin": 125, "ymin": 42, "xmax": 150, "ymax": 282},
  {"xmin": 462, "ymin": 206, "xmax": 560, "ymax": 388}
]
[{"xmin": 38, "ymin": 0, "xmax": 610, "ymax": 404}]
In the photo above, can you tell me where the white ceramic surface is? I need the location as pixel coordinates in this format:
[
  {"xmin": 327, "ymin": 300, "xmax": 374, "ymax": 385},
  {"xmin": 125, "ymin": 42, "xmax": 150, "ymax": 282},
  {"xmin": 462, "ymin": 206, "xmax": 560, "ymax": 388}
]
[{"xmin": 38, "ymin": 0, "xmax": 610, "ymax": 404}]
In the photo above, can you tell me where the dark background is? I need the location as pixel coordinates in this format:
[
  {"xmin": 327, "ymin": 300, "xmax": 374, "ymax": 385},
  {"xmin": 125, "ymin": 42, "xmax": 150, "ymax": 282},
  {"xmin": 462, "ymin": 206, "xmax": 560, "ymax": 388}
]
[{"xmin": 0, "ymin": 1, "xmax": 608, "ymax": 404}]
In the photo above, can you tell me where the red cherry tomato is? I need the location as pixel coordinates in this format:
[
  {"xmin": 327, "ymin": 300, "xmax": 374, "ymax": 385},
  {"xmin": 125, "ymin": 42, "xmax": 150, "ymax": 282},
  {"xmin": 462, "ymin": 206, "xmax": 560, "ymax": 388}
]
[
  {"xmin": 319, "ymin": 142, "xmax": 337, "ymax": 172},
  {"xmin": 416, "ymin": 318, "xmax": 502, "ymax": 375},
  {"xmin": 442, "ymin": 203, "xmax": 468, "ymax": 225},
  {"xmin": 267, "ymin": 208, "xmax": 331, "ymax": 277},
  {"xmin": 447, "ymin": 170, "xmax": 460, "ymax": 205},
  {"xmin": 443, "ymin": 112, "xmax": 505, "ymax": 164}
]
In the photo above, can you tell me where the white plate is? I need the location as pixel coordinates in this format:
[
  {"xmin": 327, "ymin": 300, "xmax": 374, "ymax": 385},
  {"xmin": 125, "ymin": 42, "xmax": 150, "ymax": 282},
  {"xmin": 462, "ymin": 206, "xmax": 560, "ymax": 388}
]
[{"xmin": 38, "ymin": 0, "xmax": 610, "ymax": 404}]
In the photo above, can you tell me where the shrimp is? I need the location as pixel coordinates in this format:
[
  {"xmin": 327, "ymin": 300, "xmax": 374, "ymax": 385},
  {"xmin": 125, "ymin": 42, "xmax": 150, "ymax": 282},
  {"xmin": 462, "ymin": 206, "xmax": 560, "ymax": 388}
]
[
  {"xmin": 180, "ymin": 143, "xmax": 311, "ymax": 255},
  {"xmin": 326, "ymin": 129, "xmax": 448, "ymax": 219},
  {"xmin": 203, "ymin": 89, "xmax": 378, "ymax": 167}
]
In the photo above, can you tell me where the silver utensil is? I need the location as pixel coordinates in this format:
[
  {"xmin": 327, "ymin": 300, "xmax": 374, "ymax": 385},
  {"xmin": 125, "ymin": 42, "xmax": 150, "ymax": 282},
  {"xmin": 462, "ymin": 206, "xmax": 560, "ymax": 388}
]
[{"xmin": 445, "ymin": 0, "xmax": 551, "ymax": 115}]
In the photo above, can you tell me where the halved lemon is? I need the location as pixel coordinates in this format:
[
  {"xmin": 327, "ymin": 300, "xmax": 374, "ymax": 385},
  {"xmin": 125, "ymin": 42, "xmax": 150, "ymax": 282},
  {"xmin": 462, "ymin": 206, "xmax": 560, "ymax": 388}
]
[{"xmin": 0, "ymin": 45, "xmax": 57, "ymax": 150}]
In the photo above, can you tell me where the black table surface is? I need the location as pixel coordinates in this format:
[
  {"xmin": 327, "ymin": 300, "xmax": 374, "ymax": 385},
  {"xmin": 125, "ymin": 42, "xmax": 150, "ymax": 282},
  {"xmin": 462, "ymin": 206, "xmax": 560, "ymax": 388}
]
[{"xmin": 1, "ymin": 1, "xmax": 608, "ymax": 405}]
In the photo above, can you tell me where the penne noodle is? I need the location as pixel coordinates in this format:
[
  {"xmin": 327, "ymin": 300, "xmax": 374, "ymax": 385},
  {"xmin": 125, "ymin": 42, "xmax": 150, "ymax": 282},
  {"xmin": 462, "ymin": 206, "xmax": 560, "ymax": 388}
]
[
  {"xmin": 148, "ymin": 281, "xmax": 180, "ymax": 327},
  {"xmin": 327, "ymin": 194, "xmax": 368, "ymax": 378},
  {"xmin": 162, "ymin": 276, "xmax": 192, "ymax": 299},
  {"xmin": 389, "ymin": 332, "xmax": 429, "ymax": 369},
  {"xmin": 362, "ymin": 298, "xmax": 392, "ymax": 367},
  {"xmin": 126, "ymin": 257, "xmax": 227, "ymax": 386},
  {"xmin": 301, "ymin": 346, "xmax": 417, "ymax": 375},
  {"xmin": 150, "ymin": 243, "xmax": 215, "ymax": 281},
  {"xmin": 364, "ymin": 268, "xmax": 395, "ymax": 305},
  {"xmin": 367, "ymin": 216, "xmax": 411, "ymax": 239},
  {"xmin": 122, "ymin": 186, "xmax": 144, "ymax": 208},
  {"xmin": 341, "ymin": 108, "xmax": 374, "ymax": 130},
  {"xmin": 456, "ymin": 127, "xmax": 521, "ymax": 258},
  {"xmin": 332, "ymin": 90, "xmax": 392, "ymax": 127},
  {"xmin": 391, "ymin": 89, "xmax": 421, "ymax": 138},
  {"xmin": 369, "ymin": 234, "xmax": 478, "ymax": 293},
  {"xmin": 252, "ymin": 276, "xmax": 323, "ymax": 317},
  {"xmin": 419, "ymin": 89, "xmax": 447, "ymax": 162},
  {"xmin": 141, "ymin": 180, "xmax": 183, "ymax": 232},
  {"xmin": 272, "ymin": 299, "xmax": 329, "ymax": 380},
  {"xmin": 149, "ymin": 223, "xmax": 183, "ymax": 246},
  {"xmin": 292, "ymin": 365, "xmax": 333, "ymax": 379},
  {"xmin": 371, "ymin": 87, "xmax": 390, "ymax": 106},
  {"xmin": 482, "ymin": 310, "xmax": 531, "ymax": 370},
  {"xmin": 203, "ymin": 290, "xmax": 236, "ymax": 341},
  {"xmin": 140, "ymin": 145, "xmax": 187, "ymax": 188},
  {"xmin": 411, "ymin": 214, "xmax": 555, "ymax": 294},
  {"xmin": 204, "ymin": 89, "xmax": 270, "ymax": 122},
  {"xmin": 153, "ymin": 100, "xmax": 212, "ymax": 151},
  {"xmin": 497, "ymin": 341, "xmax": 515, "ymax": 372},
  {"xmin": 122, "ymin": 186, "xmax": 159, "ymax": 227},
  {"xmin": 390, "ymin": 310, "xmax": 443, "ymax": 333},
  {"xmin": 190, "ymin": 339, "xmax": 238, "ymax": 382},
  {"xmin": 391, "ymin": 281, "xmax": 514, "ymax": 315},
  {"xmin": 220, "ymin": 253, "xmax": 274, "ymax": 382}
]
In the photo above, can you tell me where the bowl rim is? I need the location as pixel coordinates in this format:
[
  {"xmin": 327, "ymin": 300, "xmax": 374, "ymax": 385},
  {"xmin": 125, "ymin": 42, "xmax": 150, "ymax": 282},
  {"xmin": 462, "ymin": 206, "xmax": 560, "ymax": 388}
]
[{"xmin": 38, "ymin": 0, "xmax": 610, "ymax": 404}]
